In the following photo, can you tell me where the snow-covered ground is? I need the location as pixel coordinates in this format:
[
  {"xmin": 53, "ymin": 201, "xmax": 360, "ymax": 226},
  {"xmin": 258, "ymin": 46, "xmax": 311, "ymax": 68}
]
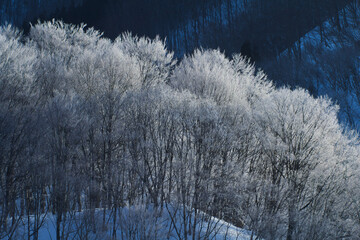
[{"xmin": 10, "ymin": 204, "xmax": 255, "ymax": 240}]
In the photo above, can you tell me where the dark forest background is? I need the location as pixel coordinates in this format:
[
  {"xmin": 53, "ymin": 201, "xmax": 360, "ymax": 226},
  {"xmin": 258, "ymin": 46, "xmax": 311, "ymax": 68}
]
[{"xmin": 1, "ymin": 0, "xmax": 352, "ymax": 60}]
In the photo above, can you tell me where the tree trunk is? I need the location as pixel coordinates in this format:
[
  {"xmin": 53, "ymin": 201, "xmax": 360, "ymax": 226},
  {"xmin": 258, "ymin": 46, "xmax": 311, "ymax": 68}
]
[{"xmin": 286, "ymin": 194, "xmax": 296, "ymax": 240}]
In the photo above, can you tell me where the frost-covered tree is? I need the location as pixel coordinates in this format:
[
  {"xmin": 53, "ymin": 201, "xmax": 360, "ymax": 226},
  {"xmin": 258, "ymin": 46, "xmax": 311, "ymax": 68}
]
[
  {"xmin": 0, "ymin": 25, "xmax": 38, "ymax": 239},
  {"xmin": 250, "ymin": 88, "xmax": 358, "ymax": 239},
  {"xmin": 30, "ymin": 20, "xmax": 102, "ymax": 99},
  {"xmin": 115, "ymin": 33, "xmax": 176, "ymax": 87},
  {"xmin": 0, "ymin": 20, "xmax": 359, "ymax": 240}
]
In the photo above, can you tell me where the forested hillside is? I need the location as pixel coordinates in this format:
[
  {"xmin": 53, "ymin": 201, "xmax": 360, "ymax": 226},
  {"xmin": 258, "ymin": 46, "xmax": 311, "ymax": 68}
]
[
  {"xmin": 1, "ymin": 20, "xmax": 360, "ymax": 240},
  {"xmin": 264, "ymin": 0, "xmax": 360, "ymax": 131},
  {"xmin": 0, "ymin": 0, "xmax": 84, "ymax": 27},
  {"xmin": 1, "ymin": 0, "xmax": 352, "ymax": 59}
]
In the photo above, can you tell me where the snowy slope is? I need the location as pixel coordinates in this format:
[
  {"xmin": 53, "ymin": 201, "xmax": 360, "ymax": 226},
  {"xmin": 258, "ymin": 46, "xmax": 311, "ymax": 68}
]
[{"xmin": 10, "ymin": 205, "xmax": 255, "ymax": 240}]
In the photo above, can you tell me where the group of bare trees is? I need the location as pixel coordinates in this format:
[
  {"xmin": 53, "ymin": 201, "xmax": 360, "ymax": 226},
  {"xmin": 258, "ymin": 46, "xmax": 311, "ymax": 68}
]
[{"xmin": 1, "ymin": 21, "xmax": 360, "ymax": 240}]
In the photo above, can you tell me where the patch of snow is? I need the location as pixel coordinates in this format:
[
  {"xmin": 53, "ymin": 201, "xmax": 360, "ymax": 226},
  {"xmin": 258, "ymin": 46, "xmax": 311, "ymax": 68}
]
[{"xmin": 10, "ymin": 204, "xmax": 256, "ymax": 240}]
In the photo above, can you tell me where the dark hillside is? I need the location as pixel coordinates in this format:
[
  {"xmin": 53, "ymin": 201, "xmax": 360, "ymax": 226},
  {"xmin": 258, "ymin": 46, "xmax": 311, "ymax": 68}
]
[{"xmin": 1, "ymin": 0, "xmax": 352, "ymax": 60}]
